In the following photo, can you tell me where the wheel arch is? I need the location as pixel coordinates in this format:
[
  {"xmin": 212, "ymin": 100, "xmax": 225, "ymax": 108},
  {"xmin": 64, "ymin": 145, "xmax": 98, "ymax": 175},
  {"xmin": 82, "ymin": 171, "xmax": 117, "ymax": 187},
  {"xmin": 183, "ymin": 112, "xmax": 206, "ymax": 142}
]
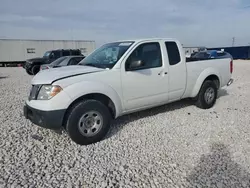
[
  {"xmin": 204, "ymin": 74, "xmax": 220, "ymax": 89},
  {"xmin": 191, "ymin": 68, "xmax": 221, "ymax": 98},
  {"xmin": 68, "ymin": 93, "xmax": 116, "ymax": 116},
  {"xmin": 62, "ymin": 92, "xmax": 121, "ymax": 128}
]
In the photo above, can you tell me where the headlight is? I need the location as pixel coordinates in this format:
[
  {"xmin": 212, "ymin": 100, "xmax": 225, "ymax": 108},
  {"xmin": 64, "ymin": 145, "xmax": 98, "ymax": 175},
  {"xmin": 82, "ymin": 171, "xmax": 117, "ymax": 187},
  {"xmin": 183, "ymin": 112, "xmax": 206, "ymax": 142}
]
[{"xmin": 37, "ymin": 85, "xmax": 62, "ymax": 100}]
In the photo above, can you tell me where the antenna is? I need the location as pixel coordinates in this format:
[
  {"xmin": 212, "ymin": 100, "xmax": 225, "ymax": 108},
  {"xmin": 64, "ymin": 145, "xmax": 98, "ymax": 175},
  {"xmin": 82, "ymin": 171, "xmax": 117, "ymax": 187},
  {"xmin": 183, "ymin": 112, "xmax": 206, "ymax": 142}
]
[{"xmin": 232, "ymin": 37, "xmax": 235, "ymax": 47}]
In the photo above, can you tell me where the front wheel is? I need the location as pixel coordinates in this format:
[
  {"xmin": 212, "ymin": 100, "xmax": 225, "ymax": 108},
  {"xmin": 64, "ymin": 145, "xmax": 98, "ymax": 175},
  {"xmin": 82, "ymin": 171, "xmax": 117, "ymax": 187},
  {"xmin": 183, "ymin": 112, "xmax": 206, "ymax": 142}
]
[
  {"xmin": 66, "ymin": 100, "xmax": 112, "ymax": 145},
  {"xmin": 26, "ymin": 69, "xmax": 33, "ymax": 75},
  {"xmin": 195, "ymin": 80, "xmax": 218, "ymax": 109},
  {"xmin": 31, "ymin": 65, "xmax": 40, "ymax": 75}
]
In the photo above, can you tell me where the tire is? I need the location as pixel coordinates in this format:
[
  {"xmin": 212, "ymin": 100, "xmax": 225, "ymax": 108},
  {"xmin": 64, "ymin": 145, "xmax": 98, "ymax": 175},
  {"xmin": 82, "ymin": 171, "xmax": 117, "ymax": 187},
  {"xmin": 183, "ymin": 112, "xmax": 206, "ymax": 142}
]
[
  {"xmin": 66, "ymin": 99, "xmax": 112, "ymax": 145},
  {"xmin": 195, "ymin": 80, "xmax": 218, "ymax": 109},
  {"xmin": 31, "ymin": 65, "xmax": 40, "ymax": 75},
  {"xmin": 26, "ymin": 69, "xmax": 33, "ymax": 75}
]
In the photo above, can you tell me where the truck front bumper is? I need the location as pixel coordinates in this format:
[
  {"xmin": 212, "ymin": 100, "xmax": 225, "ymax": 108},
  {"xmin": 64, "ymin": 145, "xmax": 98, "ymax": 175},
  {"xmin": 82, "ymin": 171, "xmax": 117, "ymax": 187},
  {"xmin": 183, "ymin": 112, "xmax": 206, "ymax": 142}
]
[
  {"xmin": 23, "ymin": 103, "xmax": 66, "ymax": 130},
  {"xmin": 227, "ymin": 78, "xmax": 234, "ymax": 86}
]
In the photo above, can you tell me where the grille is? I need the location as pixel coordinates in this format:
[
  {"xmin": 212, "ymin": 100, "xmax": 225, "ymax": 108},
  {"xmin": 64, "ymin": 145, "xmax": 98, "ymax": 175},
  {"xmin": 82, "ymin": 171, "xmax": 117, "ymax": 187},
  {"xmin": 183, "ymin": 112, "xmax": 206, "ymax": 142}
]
[{"xmin": 28, "ymin": 85, "xmax": 40, "ymax": 100}]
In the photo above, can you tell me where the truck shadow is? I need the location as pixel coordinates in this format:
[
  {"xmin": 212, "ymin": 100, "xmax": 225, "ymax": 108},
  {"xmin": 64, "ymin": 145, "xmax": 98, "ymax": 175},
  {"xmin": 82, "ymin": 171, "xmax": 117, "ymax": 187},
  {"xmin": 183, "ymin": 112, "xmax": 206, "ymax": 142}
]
[
  {"xmin": 107, "ymin": 88, "xmax": 229, "ymax": 138},
  {"xmin": 107, "ymin": 98, "xmax": 193, "ymax": 138},
  {"xmin": 217, "ymin": 88, "xmax": 229, "ymax": 99},
  {"xmin": 186, "ymin": 142, "xmax": 250, "ymax": 187}
]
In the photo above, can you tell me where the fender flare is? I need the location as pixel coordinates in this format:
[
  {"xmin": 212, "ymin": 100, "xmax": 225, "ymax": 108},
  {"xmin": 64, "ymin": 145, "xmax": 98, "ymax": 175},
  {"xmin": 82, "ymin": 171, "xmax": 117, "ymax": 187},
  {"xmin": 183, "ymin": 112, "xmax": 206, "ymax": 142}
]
[
  {"xmin": 63, "ymin": 81, "xmax": 123, "ymax": 118},
  {"xmin": 191, "ymin": 68, "xmax": 221, "ymax": 98}
]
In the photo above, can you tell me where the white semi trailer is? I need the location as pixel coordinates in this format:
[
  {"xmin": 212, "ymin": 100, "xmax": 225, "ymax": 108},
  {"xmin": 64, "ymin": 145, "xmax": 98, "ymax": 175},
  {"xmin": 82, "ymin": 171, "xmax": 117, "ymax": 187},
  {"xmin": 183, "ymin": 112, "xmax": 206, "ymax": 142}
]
[{"xmin": 0, "ymin": 39, "xmax": 95, "ymax": 66}]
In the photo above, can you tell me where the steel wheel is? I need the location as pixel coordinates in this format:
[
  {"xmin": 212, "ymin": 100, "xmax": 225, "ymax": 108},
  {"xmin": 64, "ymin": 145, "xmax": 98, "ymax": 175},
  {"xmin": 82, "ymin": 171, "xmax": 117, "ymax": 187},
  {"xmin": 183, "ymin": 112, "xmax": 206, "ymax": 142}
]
[
  {"xmin": 204, "ymin": 87, "xmax": 215, "ymax": 104},
  {"xmin": 78, "ymin": 111, "xmax": 103, "ymax": 137},
  {"xmin": 195, "ymin": 80, "xmax": 218, "ymax": 109}
]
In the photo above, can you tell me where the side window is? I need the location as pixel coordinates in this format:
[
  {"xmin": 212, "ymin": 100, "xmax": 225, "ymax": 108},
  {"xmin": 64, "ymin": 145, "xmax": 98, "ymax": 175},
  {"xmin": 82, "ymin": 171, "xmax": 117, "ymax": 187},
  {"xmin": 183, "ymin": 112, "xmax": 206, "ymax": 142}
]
[
  {"xmin": 62, "ymin": 50, "xmax": 70, "ymax": 56},
  {"xmin": 75, "ymin": 57, "xmax": 84, "ymax": 63},
  {"xmin": 52, "ymin": 51, "xmax": 61, "ymax": 59},
  {"xmin": 50, "ymin": 52, "xmax": 55, "ymax": 59},
  {"xmin": 69, "ymin": 58, "xmax": 79, "ymax": 65},
  {"xmin": 125, "ymin": 42, "xmax": 162, "ymax": 71},
  {"xmin": 58, "ymin": 58, "xmax": 69, "ymax": 66},
  {"xmin": 165, "ymin": 42, "xmax": 181, "ymax": 65}
]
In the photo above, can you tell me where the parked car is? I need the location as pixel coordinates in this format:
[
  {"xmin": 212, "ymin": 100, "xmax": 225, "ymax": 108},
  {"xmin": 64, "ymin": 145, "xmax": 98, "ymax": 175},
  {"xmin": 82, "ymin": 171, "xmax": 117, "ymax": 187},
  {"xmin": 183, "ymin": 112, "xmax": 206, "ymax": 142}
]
[
  {"xmin": 23, "ymin": 49, "xmax": 83, "ymax": 75},
  {"xmin": 40, "ymin": 56, "xmax": 85, "ymax": 70},
  {"xmin": 188, "ymin": 50, "xmax": 232, "ymax": 62},
  {"xmin": 23, "ymin": 38, "xmax": 233, "ymax": 145}
]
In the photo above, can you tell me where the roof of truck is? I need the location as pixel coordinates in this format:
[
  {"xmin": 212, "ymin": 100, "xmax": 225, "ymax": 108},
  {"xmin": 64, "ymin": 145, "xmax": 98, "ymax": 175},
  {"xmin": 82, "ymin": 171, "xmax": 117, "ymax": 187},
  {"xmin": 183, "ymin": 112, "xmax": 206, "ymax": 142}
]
[{"xmin": 111, "ymin": 38, "xmax": 178, "ymax": 43}]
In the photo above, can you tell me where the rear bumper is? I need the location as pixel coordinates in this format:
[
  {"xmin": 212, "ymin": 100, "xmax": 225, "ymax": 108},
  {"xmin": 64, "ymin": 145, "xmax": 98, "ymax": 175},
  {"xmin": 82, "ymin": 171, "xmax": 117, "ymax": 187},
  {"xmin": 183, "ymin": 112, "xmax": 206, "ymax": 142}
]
[
  {"xmin": 23, "ymin": 103, "xmax": 66, "ymax": 130},
  {"xmin": 227, "ymin": 78, "xmax": 234, "ymax": 86}
]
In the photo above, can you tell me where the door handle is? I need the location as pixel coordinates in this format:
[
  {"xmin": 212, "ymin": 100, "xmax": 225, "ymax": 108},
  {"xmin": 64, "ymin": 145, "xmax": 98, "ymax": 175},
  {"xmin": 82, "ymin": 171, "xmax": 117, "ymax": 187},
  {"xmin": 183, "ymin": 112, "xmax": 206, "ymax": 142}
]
[{"xmin": 158, "ymin": 72, "xmax": 167, "ymax": 75}]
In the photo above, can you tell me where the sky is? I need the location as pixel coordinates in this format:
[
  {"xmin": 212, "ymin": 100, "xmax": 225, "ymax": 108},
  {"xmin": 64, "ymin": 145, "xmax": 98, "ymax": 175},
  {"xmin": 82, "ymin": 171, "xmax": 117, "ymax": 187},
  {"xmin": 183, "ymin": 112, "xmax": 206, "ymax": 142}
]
[{"xmin": 0, "ymin": 0, "xmax": 250, "ymax": 47}]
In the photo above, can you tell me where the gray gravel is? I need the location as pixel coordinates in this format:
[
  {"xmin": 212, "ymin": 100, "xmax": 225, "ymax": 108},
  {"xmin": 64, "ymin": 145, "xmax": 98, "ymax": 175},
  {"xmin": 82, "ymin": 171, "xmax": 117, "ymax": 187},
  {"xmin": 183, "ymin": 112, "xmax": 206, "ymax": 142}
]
[{"xmin": 1, "ymin": 61, "xmax": 250, "ymax": 188}]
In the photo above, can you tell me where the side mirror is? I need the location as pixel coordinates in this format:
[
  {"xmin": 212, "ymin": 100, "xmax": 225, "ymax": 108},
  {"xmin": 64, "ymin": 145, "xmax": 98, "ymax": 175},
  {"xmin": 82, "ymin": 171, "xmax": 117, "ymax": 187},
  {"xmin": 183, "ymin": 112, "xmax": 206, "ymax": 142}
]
[{"xmin": 129, "ymin": 60, "xmax": 144, "ymax": 70}]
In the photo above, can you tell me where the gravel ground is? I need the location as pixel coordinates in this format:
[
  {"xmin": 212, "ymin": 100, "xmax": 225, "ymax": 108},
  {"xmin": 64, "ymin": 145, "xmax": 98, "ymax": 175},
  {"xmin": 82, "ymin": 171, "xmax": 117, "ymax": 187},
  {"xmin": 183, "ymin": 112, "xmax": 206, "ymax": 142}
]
[{"xmin": 1, "ymin": 60, "xmax": 250, "ymax": 188}]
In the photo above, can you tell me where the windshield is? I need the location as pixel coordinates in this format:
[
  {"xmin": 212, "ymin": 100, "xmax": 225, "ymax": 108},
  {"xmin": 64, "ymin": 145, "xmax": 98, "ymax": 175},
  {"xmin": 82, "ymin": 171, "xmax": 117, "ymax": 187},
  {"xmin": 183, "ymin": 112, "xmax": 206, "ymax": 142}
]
[
  {"xmin": 43, "ymin": 51, "xmax": 51, "ymax": 58},
  {"xmin": 78, "ymin": 41, "xmax": 134, "ymax": 69},
  {"xmin": 50, "ymin": 57, "xmax": 68, "ymax": 66}
]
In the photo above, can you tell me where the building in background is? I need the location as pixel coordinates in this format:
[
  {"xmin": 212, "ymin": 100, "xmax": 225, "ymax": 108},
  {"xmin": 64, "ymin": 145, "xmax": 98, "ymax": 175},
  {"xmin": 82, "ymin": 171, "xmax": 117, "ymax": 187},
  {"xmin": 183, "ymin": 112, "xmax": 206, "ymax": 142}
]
[{"xmin": 0, "ymin": 39, "xmax": 95, "ymax": 66}]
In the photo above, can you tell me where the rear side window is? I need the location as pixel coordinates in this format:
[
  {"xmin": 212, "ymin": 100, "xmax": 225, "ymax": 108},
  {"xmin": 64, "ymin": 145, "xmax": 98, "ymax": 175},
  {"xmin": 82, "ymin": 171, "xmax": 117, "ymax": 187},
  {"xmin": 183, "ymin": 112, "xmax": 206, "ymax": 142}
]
[
  {"xmin": 75, "ymin": 57, "xmax": 84, "ymax": 63},
  {"xmin": 165, "ymin": 42, "xmax": 181, "ymax": 65},
  {"xmin": 50, "ymin": 57, "xmax": 67, "ymax": 66},
  {"xmin": 69, "ymin": 57, "xmax": 82, "ymax": 65},
  {"xmin": 58, "ymin": 58, "xmax": 70, "ymax": 66},
  {"xmin": 52, "ymin": 51, "xmax": 61, "ymax": 59}
]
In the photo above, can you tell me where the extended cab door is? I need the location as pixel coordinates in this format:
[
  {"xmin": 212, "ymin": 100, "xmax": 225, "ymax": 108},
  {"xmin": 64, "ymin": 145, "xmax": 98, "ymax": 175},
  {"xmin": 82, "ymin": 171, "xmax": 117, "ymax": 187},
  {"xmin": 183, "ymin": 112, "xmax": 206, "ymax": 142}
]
[
  {"xmin": 165, "ymin": 41, "xmax": 186, "ymax": 101},
  {"xmin": 121, "ymin": 41, "xmax": 169, "ymax": 111}
]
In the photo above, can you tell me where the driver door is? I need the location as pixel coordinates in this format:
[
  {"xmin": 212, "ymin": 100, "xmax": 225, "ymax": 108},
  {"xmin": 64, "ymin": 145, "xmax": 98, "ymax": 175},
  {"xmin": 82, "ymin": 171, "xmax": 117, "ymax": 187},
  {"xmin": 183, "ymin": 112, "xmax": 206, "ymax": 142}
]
[{"xmin": 121, "ymin": 42, "xmax": 169, "ymax": 111}]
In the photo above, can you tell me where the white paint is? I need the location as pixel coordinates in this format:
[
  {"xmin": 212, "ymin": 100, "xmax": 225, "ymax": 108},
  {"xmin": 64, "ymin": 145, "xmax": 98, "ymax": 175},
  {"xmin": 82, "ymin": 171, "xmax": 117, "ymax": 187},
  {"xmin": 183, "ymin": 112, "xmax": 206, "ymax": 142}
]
[{"xmin": 27, "ymin": 38, "xmax": 233, "ymax": 118}]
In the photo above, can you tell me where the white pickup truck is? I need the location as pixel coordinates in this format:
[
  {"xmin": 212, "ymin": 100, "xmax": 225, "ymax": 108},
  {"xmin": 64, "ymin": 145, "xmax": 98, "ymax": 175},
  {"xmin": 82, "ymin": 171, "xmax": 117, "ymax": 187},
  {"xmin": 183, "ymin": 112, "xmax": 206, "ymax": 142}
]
[{"xmin": 23, "ymin": 38, "xmax": 233, "ymax": 145}]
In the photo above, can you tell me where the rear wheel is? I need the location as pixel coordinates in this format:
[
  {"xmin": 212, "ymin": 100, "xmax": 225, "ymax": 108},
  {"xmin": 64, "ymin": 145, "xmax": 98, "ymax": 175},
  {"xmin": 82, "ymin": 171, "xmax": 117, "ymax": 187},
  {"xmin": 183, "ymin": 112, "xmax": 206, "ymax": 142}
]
[
  {"xmin": 195, "ymin": 80, "xmax": 217, "ymax": 109},
  {"xmin": 66, "ymin": 99, "xmax": 112, "ymax": 145},
  {"xmin": 31, "ymin": 65, "xmax": 40, "ymax": 75}
]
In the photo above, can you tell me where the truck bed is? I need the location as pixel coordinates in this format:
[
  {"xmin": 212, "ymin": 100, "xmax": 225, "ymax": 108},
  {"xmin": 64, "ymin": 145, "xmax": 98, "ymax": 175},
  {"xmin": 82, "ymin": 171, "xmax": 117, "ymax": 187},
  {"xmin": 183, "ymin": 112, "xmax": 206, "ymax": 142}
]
[{"xmin": 183, "ymin": 58, "xmax": 232, "ymax": 98}]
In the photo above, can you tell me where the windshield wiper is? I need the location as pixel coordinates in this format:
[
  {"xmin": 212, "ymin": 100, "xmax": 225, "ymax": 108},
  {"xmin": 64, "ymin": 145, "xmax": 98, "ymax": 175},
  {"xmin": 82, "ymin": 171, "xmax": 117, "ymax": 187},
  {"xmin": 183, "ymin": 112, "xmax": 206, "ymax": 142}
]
[{"xmin": 82, "ymin": 63, "xmax": 104, "ymax": 68}]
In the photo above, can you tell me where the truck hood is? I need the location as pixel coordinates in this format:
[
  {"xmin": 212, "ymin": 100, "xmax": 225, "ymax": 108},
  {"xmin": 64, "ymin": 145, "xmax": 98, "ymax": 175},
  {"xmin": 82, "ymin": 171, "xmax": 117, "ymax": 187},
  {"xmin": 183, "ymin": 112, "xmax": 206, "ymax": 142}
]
[{"xmin": 32, "ymin": 65, "xmax": 105, "ymax": 85}]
